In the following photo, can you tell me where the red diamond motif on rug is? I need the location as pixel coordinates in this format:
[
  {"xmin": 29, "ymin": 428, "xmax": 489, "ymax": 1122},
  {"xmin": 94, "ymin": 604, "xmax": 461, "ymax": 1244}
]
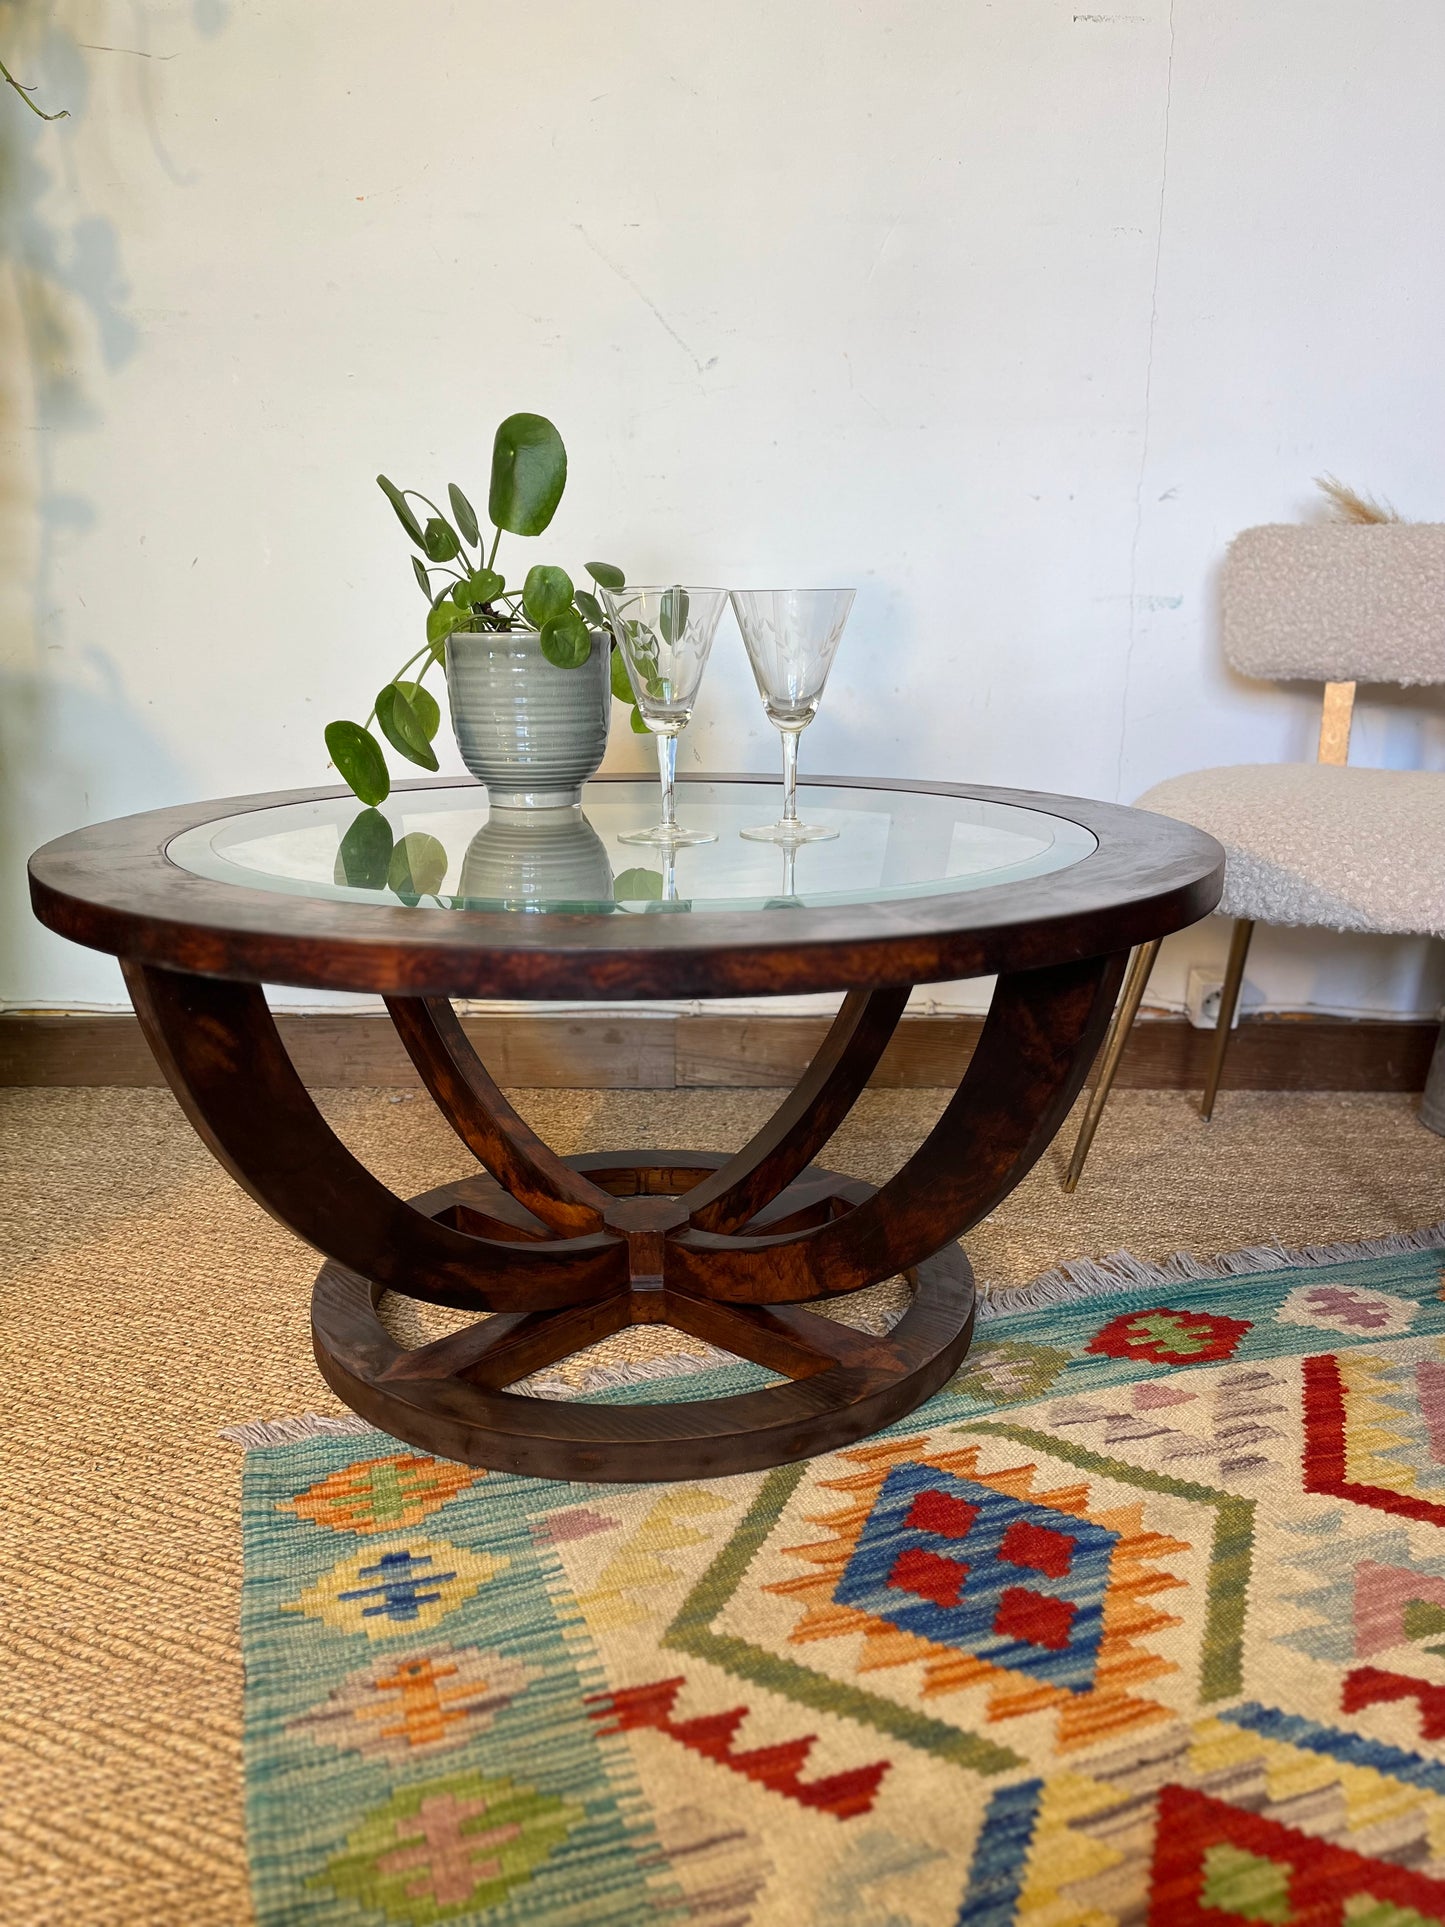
[
  {"xmin": 1147, "ymin": 1782, "xmax": 1445, "ymax": 1925},
  {"xmin": 904, "ymin": 1489, "xmax": 979, "ymax": 1539},
  {"xmin": 1086, "ymin": 1306, "xmax": 1252, "ymax": 1366},
  {"xmin": 888, "ymin": 1545, "xmax": 969, "ymax": 1608},
  {"xmin": 999, "ymin": 1519, "xmax": 1076, "ymax": 1578},
  {"xmin": 992, "ymin": 1586, "xmax": 1077, "ymax": 1651}
]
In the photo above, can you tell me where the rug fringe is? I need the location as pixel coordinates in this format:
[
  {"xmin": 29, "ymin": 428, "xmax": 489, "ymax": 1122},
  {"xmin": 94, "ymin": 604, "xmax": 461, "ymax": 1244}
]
[
  {"xmin": 223, "ymin": 1221, "xmax": 1445, "ymax": 1439},
  {"xmin": 977, "ymin": 1219, "xmax": 1445, "ymax": 1319},
  {"xmin": 219, "ymin": 1411, "xmax": 377, "ymax": 1449}
]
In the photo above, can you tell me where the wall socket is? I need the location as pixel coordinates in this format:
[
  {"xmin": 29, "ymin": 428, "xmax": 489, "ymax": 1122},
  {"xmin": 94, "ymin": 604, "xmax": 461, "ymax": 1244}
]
[{"xmin": 1185, "ymin": 966, "xmax": 1241, "ymax": 1031}]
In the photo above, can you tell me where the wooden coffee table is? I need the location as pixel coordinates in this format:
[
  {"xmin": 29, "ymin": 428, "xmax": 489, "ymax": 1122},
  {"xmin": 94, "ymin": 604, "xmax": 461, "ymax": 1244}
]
[{"xmin": 29, "ymin": 774, "xmax": 1221, "ymax": 1481}]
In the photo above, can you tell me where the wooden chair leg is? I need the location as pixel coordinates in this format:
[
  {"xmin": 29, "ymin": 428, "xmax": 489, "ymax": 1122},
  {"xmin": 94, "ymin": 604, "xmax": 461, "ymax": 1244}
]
[
  {"xmin": 1062, "ymin": 939, "xmax": 1162, "ymax": 1193},
  {"xmin": 1201, "ymin": 918, "xmax": 1254, "ymax": 1120}
]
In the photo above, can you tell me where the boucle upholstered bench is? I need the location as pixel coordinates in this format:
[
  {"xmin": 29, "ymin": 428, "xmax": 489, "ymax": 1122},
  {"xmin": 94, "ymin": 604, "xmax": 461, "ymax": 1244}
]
[{"xmin": 1065, "ymin": 523, "xmax": 1445, "ymax": 1191}]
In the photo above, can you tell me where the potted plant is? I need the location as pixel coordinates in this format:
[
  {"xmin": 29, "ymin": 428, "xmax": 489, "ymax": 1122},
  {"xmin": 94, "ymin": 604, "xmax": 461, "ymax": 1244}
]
[{"xmin": 325, "ymin": 412, "xmax": 640, "ymax": 810}]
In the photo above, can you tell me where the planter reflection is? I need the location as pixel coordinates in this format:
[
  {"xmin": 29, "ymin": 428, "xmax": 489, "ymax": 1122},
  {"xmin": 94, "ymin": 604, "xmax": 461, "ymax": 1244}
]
[
  {"xmin": 331, "ymin": 804, "xmax": 693, "ymax": 913},
  {"xmin": 457, "ymin": 805, "xmax": 614, "ymax": 910}
]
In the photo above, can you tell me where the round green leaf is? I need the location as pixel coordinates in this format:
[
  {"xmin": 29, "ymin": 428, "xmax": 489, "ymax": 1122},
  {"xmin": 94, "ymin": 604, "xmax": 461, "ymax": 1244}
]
[
  {"xmin": 447, "ymin": 483, "xmax": 480, "ymax": 548},
  {"xmin": 609, "ymin": 644, "xmax": 635, "ymax": 703},
  {"xmin": 376, "ymin": 681, "xmax": 440, "ymax": 771},
  {"xmin": 411, "ymin": 555, "xmax": 432, "ymax": 599},
  {"xmin": 377, "ymin": 475, "xmax": 424, "ymax": 547},
  {"xmin": 454, "ymin": 568, "xmax": 505, "ymax": 609},
  {"xmin": 629, "ymin": 703, "xmax": 651, "ymax": 734},
  {"xmin": 427, "ymin": 597, "xmax": 470, "ymax": 656},
  {"xmin": 423, "ymin": 517, "xmax": 461, "ymax": 563},
  {"xmin": 394, "ymin": 678, "xmax": 440, "ymax": 740},
  {"xmin": 586, "ymin": 561, "xmax": 625, "ymax": 590},
  {"xmin": 573, "ymin": 588, "xmax": 602, "ymax": 625},
  {"xmin": 388, "ymin": 831, "xmax": 448, "ymax": 899},
  {"xmin": 325, "ymin": 720, "xmax": 390, "ymax": 805},
  {"xmin": 334, "ymin": 808, "xmax": 394, "ymax": 889},
  {"xmin": 489, "ymin": 413, "xmax": 567, "ymax": 537},
  {"xmin": 613, "ymin": 866, "xmax": 663, "ymax": 901},
  {"xmin": 522, "ymin": 564, "xmax": 574, "ymax": 629},
  {"xmin": 539, "ymin": 608, "xmax": 592, "ymax": 668}
]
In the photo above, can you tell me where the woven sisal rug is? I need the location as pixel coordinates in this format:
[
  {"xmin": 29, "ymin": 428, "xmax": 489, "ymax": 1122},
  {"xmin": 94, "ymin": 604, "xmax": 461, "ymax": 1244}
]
[{"xmin": 239, "ymin": 1229, "xmax": 1445, "ymax": 1925}]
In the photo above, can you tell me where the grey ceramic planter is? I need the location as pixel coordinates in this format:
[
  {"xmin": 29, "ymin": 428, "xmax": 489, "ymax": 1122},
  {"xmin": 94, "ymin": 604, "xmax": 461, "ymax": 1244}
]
[{"xmin": 445, "ymin": 627, "xmax": 610, "ymax": 809}]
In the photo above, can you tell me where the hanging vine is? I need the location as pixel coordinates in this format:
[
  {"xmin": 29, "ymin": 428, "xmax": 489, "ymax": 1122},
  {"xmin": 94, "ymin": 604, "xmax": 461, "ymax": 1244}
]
[{"xmin": 1, "ymin": 50, "xmax": 67, "ymax": 119}]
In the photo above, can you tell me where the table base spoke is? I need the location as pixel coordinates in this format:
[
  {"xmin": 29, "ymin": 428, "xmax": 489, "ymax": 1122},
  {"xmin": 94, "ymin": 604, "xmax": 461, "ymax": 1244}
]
[{"xmin": 311, "ymin": 1162, "xmax": 976, "ymax": 1482}]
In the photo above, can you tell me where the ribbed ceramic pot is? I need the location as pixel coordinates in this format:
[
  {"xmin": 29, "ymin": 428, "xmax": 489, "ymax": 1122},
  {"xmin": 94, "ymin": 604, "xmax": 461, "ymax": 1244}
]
[
  {"xmin": 458, "ymin": 807, "xmax": 614, "ymax": 909},
  {"xmin": 445, "ymin": 627, "xmax": 610, "ymax": 809}
]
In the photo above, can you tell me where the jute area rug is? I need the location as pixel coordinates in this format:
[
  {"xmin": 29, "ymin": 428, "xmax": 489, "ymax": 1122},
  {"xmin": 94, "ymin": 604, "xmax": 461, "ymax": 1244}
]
[
  {"xmin": 5, "ymin": 1086, "xmax": 1445, "ymax": 1922},
  {"xmin": 238, "ymin": 1232, "xmax": 1445, "ymax": 1926}
]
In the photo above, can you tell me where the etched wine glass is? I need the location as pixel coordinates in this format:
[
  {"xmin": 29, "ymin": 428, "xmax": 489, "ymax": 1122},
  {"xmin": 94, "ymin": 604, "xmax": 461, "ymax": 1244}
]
[
  {"xmin": 603, "ymin": 585, "xmax": 727, "ymax": 846},
  {"xmin": 731, "ymin": 588, "xmax": 855, "ymax": 843}
]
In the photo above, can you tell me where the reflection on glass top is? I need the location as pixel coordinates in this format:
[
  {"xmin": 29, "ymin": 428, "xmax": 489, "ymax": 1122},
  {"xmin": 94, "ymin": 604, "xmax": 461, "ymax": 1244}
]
[{"xmin": 165, "ymin": 781, "xmax": 1097, "ymax": 916}]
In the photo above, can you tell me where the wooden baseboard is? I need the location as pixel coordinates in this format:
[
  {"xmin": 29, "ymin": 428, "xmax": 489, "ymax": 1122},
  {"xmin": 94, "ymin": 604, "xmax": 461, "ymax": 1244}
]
[{"xmin": 1, "ymin": 1009, "xmax": 1437, "ymax": 1092}]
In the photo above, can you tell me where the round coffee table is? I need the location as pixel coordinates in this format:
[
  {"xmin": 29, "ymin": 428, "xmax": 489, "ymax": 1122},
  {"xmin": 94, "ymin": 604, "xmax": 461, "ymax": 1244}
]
[{"xmin": 29, "ymin": 775, "xmax": 1222, "ymax": 1481}]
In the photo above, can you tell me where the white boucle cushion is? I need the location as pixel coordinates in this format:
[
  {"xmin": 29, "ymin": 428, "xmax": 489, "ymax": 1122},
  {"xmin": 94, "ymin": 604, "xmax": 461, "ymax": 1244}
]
[
  {"xmin": 1138, "ymin": 764, "xmax": 1445, "ymax": 935},
  {"xmin": 1224, "ymin": 525, "xmax": 1445, "ymax": 685}
]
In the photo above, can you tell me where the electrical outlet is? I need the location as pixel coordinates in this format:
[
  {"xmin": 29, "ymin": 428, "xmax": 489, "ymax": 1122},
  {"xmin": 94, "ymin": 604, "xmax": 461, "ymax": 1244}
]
[{"xmin": 1185, "ymin": 966, "xmax": 1241, "ymax": 1031}]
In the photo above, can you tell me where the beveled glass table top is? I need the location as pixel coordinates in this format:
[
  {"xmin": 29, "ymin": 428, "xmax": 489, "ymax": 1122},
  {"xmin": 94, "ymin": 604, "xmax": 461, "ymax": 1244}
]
[{"xmin": 166, "ymin": 779, "xmax": 1097, "ymax": 916}]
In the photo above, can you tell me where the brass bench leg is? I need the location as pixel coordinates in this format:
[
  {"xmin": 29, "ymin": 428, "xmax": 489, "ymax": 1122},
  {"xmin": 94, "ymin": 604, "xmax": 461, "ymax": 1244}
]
[
  {"xmin": 1201, "ymin": 918, "xmax": 1254, "ymax": 1120},
  {"xmin": 1422, "ymin": 1018, "xmax": 1445, "ymax": 1139},
  {"xmin": 1062, "ymin": 939, "xmax": 1162, "ymax": 1193}
]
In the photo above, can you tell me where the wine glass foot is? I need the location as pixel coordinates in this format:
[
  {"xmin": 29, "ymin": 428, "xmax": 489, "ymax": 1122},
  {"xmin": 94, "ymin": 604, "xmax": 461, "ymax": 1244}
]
[
  {"xmin": 739, "ymin": 820, "xmax": 839, "ymax": 845},
  {"xmin": 618, "ymin": 824, "xmax": 718, "ymax": 847}
]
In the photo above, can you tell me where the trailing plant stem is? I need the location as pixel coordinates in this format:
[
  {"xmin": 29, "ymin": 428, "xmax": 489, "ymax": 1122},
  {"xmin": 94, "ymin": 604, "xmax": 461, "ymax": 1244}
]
[{"xmin": 1, "ymin": 56, "xmax": 68, "ymax": 119}]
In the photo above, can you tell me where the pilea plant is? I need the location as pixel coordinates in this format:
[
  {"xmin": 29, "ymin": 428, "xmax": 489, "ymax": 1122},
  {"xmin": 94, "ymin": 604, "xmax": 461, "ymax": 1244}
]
[{"xmin": 325, "ymin": 411, "xmax": 638, "ymax": 805}]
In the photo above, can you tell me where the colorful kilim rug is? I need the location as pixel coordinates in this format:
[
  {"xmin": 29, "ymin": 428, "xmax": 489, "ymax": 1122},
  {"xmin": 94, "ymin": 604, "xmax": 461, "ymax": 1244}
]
[{"xmin": 240, "ymin": 1235, "xmax": 1445, "ymax": 1925}]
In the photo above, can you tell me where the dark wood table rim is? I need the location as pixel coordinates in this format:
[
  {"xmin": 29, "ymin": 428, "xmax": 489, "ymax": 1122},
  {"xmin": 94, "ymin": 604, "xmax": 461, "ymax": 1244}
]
[{"xmin": 28, "ymin": 773, "xmax": 1224, "ymax": 1000}]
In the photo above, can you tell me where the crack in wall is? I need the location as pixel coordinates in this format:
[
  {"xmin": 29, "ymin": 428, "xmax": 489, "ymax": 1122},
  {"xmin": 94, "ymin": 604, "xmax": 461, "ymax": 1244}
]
[{"xmin": 572, "ymin": 222, "xmax": 717, "ymax": 377}]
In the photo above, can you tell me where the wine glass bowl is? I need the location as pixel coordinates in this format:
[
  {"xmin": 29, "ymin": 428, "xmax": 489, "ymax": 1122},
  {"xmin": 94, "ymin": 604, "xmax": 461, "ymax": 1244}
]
[
  {"xmin": 602, "ymin": 585, "xmax": 727, "ymax": 846},
  {"xmin": 730, "ymin": 587, "xmax": 856, "ymax": 844}
]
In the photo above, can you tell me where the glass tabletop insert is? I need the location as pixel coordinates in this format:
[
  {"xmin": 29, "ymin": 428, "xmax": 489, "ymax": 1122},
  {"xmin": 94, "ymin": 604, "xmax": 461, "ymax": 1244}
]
[{"xmin": 166, "ymin": 780, "xmax": 1097, "ymax": 916}]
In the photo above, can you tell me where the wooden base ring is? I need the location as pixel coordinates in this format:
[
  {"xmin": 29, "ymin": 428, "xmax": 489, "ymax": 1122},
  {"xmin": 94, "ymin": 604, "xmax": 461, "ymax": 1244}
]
[{"xmin": 310, "ymin": 1159, "xmax": 977, "ymax": 1483}]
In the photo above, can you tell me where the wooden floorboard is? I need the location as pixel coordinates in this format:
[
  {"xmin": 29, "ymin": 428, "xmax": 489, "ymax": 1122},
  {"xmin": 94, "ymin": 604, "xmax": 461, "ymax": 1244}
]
[{"xmin": 1, "ymin": 1009, "xmax": 1437, "ymax": 1091}]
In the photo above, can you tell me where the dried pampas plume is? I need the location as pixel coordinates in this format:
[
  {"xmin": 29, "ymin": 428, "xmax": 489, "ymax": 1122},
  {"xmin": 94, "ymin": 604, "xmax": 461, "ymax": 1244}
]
[{"xmin": 1315, "ymin": 474, "xmax": 1401, "ymax": 524}]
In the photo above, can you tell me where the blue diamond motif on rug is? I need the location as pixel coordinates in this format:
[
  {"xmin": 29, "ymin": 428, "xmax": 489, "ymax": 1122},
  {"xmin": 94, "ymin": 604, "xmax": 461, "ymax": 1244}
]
[{"xmin": 833, "ymin": 1459, "xmax": 1120, "ymax": 1692}]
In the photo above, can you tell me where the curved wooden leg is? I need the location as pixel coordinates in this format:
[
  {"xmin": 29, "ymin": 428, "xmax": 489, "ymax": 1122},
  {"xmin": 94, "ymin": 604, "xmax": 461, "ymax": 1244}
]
[
  {"xmin": 128, "ymin": 951, "xmax": 1124, "ymax": 1479},
  {"xmin": 123, "ymin": 962, "xmax": 627, "ymax": 1312},
  {"xmin": 667, "ymin": 952, "xmax": 1128, "ymax": 1302},
  {"xmin": 683, "ymin": 986, "xmax": 911, "ymax": 1232},
  {"xmin": 386, "ymin": 995, "xmax": 612, "ymax": 1235}
]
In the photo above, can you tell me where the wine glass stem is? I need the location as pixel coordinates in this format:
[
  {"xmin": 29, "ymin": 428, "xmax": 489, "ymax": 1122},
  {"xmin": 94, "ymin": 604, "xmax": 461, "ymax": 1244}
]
[
  {"xmin": 657, "ymin": 732, "xmax": 679, "ymax": 833},
  {"xmin": 780, "ymin": 727, "xmax": 800, "ymax": 826}
]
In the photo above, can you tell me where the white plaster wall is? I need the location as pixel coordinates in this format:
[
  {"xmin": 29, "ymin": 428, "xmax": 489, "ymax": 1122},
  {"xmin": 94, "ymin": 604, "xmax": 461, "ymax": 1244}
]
[{"xmin": 2, "ymin": 0, "xmax": 1442, "ymax": 1018}]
